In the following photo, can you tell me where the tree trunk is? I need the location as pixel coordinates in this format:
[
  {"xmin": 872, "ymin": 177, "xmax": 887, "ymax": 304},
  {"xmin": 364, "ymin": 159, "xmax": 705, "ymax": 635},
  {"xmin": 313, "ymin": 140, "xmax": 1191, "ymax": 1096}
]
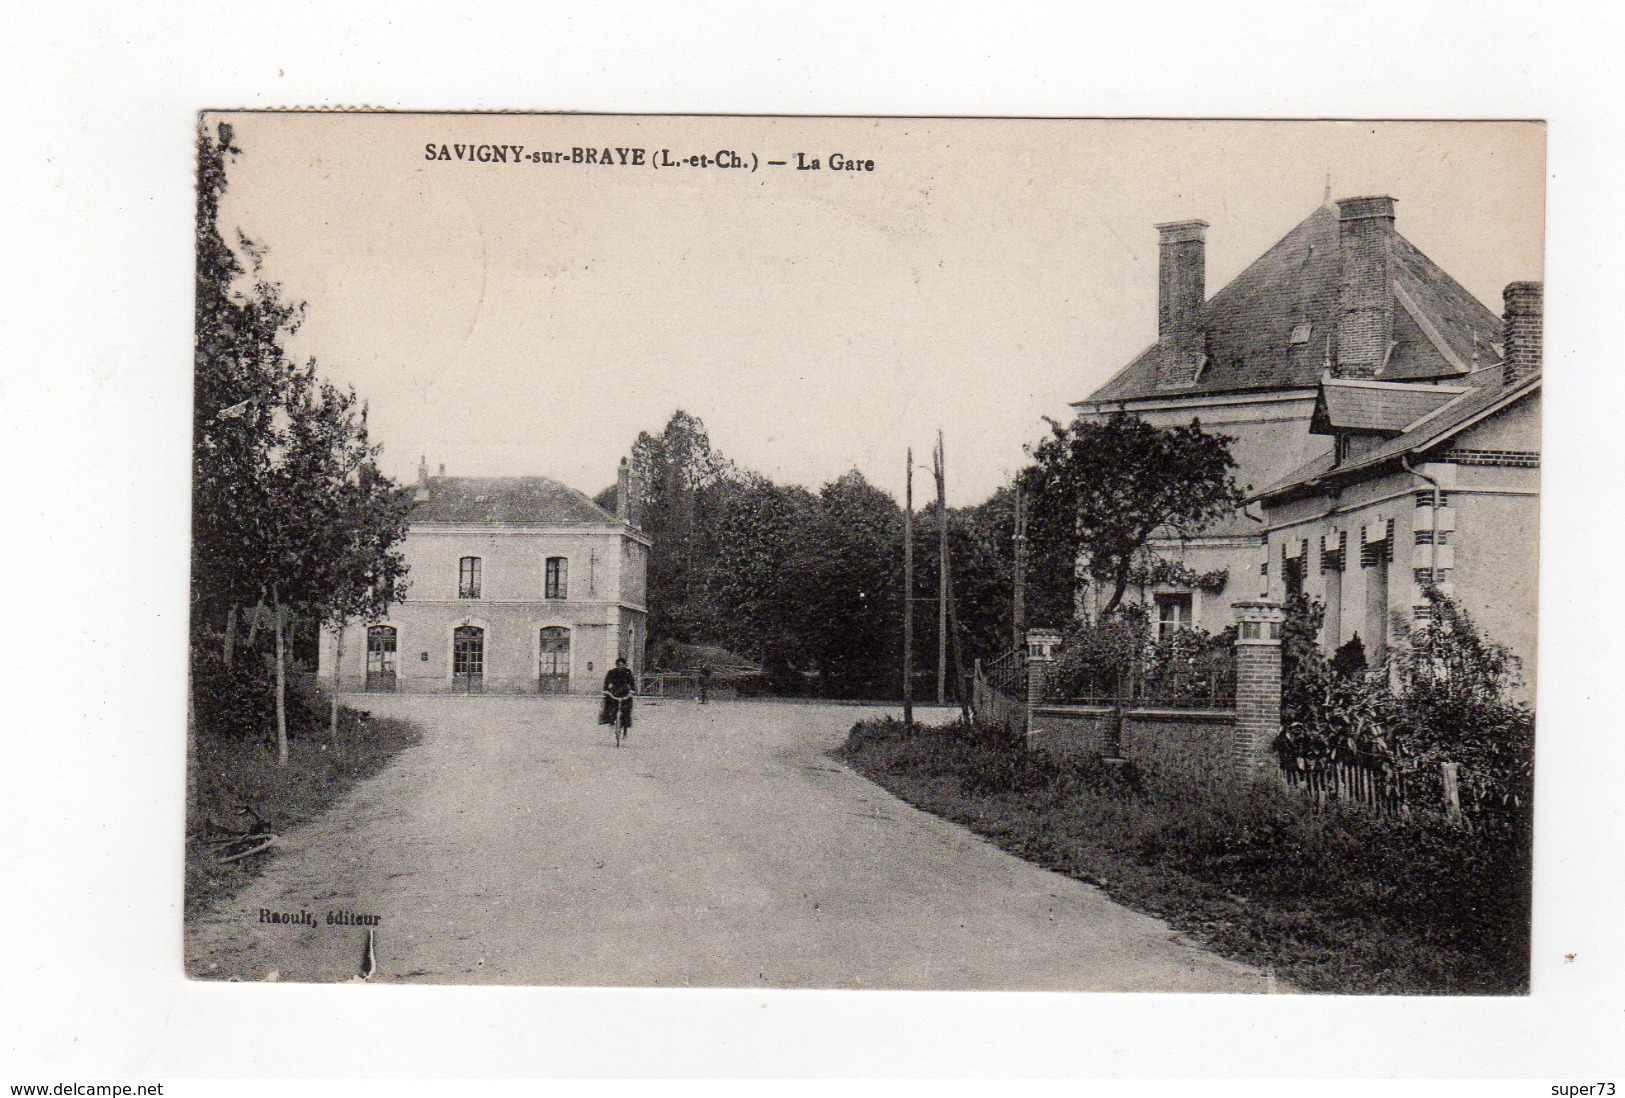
[
  {"xmin": 223, "ymin": 606, "xmax": 237, "ymax": 667},
  {"xmin": 274, "ymin": 601, "xmax": 289, "ymax": 766},
  {"xmin": 330, "ymin": 623, "xmax": 345, "ymax": 760},
  {"xmin": 1101, "ymin": 574, "xmax": 1130, "ymax": 617}
]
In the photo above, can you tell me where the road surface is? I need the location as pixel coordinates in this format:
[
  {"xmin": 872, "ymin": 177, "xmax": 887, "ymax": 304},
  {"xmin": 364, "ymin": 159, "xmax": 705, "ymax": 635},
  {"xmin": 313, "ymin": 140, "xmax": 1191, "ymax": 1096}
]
[{"xmin": 186, "ymin": 696, "xmax": 1270, "ymax": 991}]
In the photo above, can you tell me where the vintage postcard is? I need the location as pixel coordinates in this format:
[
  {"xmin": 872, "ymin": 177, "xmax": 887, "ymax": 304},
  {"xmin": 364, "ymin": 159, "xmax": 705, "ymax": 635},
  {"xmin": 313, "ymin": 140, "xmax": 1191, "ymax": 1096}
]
[{"xmin": 185, "ymin": 112, "xmax": 1544, "ymax": 994}]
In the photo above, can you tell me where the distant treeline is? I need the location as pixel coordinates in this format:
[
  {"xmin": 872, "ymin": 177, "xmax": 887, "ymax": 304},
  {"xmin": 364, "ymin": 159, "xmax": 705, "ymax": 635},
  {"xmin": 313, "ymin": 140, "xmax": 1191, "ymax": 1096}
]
[{"xmin": 595, "ymin": 411, "xmax": 1074, "ymax": 699}]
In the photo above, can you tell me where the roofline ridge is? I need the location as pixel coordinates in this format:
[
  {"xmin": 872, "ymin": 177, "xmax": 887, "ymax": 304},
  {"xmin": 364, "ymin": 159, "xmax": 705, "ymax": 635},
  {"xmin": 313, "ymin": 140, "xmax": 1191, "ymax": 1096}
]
[{"xmin": 1393, "ymin": 278, "xmax": 1472, "ymax": 375}]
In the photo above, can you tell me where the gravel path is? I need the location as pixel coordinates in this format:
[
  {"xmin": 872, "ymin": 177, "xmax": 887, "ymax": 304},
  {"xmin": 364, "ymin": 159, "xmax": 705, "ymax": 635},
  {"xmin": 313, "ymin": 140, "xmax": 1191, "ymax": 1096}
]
[{"xmin": 185, "ymin": 696, "xmax": 1271, "ymax": 991}]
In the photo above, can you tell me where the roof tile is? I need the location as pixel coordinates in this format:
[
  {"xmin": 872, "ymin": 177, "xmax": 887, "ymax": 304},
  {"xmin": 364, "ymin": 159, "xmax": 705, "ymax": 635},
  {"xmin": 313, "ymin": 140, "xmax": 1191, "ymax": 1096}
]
[{"xmin": 411, "ymin": 476, "xmax": 621, "ymax": 525}]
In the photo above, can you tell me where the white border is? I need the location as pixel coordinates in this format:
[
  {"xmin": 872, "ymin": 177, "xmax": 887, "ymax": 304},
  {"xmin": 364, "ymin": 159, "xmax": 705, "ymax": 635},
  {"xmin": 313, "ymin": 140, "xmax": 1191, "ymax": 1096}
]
[{"xmin": 3, "ymin": 0, "xmax": 1621, "ymax": 1082}]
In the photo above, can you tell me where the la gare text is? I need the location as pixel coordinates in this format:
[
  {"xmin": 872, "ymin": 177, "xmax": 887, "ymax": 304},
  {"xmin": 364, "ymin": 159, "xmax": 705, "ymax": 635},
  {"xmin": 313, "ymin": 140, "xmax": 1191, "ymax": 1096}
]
[{"xmin": 422, "ymin": 144, "xmax": 876, "ymax": 172}]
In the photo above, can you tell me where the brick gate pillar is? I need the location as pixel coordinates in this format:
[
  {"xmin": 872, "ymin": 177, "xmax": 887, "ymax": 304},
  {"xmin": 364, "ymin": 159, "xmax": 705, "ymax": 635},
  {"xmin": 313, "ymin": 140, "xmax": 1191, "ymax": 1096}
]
[
  {"xmin": 1024, "ymin": 628, "xmax": 1062, "ymax": 739},
  {"xmin": 1232, "ymin": 600, "xmax": 1285, "ymax": 777}
]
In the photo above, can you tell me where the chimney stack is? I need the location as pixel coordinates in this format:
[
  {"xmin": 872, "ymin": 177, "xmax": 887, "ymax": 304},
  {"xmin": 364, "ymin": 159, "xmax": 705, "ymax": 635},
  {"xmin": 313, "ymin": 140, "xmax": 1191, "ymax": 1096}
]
[
  {"xmin": 1334, "ymin": 195, "xmax": 1397, "ymax": 379},
  {"xmin": 414, "ymin": 455, "xmax": 430, "ymax": 502},
  {"xmin": 1502, "ymin": 281, "xmax": 1542, "ymax": 387},
  {"xmin": 1155, "ymin": 220, "xmax": 1209, "ymax": 389},
  {"xmin": 616, "ymin": 457, "xmax": 631, "ymax": 522}
]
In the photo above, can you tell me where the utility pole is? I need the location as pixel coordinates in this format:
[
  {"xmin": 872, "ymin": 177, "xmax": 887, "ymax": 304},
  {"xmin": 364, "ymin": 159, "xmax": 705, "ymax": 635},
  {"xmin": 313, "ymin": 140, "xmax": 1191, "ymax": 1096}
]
[
  {"xmin": 1012, "ymin": 480, "xmax": 1028, "ymax": 653},
  {"xmin": 903, "ymin": 448, "xmax": 914, "ymax": 727},
  {"xmin": 935, "ymin": 431, "xmax": 948, "ymax": 706}
]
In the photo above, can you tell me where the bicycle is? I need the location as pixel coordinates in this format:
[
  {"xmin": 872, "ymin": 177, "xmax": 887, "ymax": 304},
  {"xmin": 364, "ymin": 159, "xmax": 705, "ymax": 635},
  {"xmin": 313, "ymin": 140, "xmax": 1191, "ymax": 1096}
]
[{"xmin": 604, "ymin": 691, "xmax": 632, "ymax": 747}]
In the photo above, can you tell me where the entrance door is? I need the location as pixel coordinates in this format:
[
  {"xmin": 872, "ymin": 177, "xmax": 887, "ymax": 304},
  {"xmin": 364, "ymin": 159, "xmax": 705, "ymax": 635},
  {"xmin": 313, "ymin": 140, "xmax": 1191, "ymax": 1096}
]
[
  {"xmin": 453, "ymin": 625, "xmax": 485, "ymax": 693},
  {"xmin": 538, "ymin": 627, "xmax": 571, "ymax": 694},
  {"xmin": 365, "ymin": 626, "xmax": 397, "ymax": 692}
]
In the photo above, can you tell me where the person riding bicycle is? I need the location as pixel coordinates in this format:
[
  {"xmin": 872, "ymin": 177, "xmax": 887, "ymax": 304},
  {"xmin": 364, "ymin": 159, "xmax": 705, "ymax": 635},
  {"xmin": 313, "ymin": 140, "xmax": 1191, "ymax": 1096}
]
[{"xmin": 599, "ymin": 656, "xmax": 636, "ymax": 730}]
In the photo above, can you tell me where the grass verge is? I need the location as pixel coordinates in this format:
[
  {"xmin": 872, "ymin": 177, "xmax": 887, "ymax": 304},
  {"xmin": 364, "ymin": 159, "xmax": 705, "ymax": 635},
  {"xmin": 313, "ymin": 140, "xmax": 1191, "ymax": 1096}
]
[
  {"xmin": 186, "ymin": 696, "xmax": 421, "ymax": 920},
  {"xmin": 836, "ymin": 716, "xmax": 1530, "ymax": 995}
]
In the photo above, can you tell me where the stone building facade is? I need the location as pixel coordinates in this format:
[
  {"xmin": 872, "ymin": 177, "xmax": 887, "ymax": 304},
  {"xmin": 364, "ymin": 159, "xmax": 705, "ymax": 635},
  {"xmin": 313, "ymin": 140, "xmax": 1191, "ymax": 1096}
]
[
  {"xmin": 1253, "ymin": 283, "xmax": 1542, "ymax": 691},
  {"xmin": 1072, "ymin": 196, "xmax": 1533, "ymax": 661},
  {"xmin": 319, "ymin": 459, "xmax": 650, "ymax": 695}
]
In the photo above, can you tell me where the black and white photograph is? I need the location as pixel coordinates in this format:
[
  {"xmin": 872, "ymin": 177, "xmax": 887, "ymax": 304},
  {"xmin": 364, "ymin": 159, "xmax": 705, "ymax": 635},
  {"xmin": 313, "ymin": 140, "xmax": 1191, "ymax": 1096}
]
[{"xmin": 183, "ymin": 112, "xmax": 1544, "ymax": 996}]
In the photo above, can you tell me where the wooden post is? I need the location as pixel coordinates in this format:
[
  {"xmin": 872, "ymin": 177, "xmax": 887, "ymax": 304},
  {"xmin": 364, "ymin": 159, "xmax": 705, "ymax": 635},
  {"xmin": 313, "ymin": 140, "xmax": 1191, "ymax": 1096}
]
[
  {"xmin": 1012, "ymin": 482, "xmax": 1027, "ymax": 653},
  {"xmin": 1441, "ymin": 761, "xmax": 1463, "ymax": 822},
  {"xmin": 946, "ymin": 560, "xmax": 970, "ymax": 720},
  {"xmin": 935, "ymin": 431, "xmax": 948, "ymax": 706},
  {"xmin": 274, "ymin": 601, "xmax": 289, "ymax": 766},
  {"xmin": 330, "ymin": 623, "xmax": 345, "ymax": 760},
  {"xmin": 903, "ymin": 448, "xmax": 914, "ymax": 728}
]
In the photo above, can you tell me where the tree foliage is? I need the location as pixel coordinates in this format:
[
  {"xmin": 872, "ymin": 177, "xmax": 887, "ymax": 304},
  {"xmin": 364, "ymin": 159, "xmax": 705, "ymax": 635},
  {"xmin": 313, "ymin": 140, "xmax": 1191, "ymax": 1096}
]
[
  {"xmin": 1022, "ymin": 412, "xmax": 1244, "ymax": 617},
  {"xmin": 192, "ymin": 120, "xmax": 411, "ymax": 636}
]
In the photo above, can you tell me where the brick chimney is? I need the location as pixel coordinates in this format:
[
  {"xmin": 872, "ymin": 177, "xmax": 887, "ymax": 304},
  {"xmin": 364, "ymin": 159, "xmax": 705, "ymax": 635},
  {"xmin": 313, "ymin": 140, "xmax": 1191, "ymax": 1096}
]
[
  {"xmin": 1155, "ymin": 219, "xmax": 1209, "ymax": 389},
  {"xmin": 1502, "ymin": 281, "xmax": 1542, "ymax": 386},
  {"xmin": 414, "ymin": 455, "xmax": 430, "ymax": 502},
  {"xmin": 1335, "ymin": 195, "xmax": 1397, "ymax": 379},
  {"xmin": 616, "ymin": 457, "xmax": 631, "ymax": 521}
]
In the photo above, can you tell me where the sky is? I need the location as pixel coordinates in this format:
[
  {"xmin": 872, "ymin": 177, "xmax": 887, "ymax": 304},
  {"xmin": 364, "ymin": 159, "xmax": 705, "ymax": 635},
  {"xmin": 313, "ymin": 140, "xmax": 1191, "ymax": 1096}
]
[{"xmin": 213, "ymin": 114, "xmax": 1544, "ymax": 506}]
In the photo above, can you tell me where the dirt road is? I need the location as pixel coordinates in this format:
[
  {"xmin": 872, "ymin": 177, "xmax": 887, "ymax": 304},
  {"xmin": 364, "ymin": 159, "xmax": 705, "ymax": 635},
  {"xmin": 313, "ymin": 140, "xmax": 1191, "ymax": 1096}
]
[{"xmin": 186, "ymin": 696, "xmax": 1269, "ymax": 991}]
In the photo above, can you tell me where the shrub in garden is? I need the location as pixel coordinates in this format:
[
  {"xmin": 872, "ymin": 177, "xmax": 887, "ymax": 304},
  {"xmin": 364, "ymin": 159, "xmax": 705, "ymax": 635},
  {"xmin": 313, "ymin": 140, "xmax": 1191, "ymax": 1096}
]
[
  {"xmin": 1275, "ymin": 588, "xmax": 1534, "ymax": 829},
  {"xmin": 1045, "ymin": 606, "xmax": 1234, "ymax": 705}
]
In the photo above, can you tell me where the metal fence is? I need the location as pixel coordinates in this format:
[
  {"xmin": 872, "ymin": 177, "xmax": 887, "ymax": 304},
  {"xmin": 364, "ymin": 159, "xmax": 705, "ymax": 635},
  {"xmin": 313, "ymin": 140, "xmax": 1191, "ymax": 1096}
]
[{"xmin": 1050, "ymin": 662, "xmax": 1235, "ymax": 711}]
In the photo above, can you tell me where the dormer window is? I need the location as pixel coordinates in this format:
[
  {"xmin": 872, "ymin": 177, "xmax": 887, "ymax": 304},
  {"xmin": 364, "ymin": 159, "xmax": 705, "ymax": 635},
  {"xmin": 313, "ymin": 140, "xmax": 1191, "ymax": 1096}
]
[{"xmin": 459, "ymin": 556, "xmax": 482, "ymax": 599}]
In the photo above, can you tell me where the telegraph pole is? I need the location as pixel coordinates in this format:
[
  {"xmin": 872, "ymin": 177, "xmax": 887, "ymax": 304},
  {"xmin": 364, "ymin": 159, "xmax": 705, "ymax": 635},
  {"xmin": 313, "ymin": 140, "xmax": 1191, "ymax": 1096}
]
[
  {"xmin": 903, "ymin": 448, "xmax": 914, "ymax": 727},
  {"xmin": 935, "ymin": 431, "xmax": 948, "ymax": 705},
  {"xmin": 1013, "ymin": 480, "xmax": 1027, "ymax": 653}
]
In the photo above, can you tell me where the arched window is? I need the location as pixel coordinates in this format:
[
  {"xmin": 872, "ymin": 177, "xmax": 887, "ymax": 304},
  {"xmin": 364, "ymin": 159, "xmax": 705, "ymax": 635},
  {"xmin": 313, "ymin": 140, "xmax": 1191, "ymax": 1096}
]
[
  {"xmin": 459, "ymin": 556, "xmax": 482, "ymax": 599},
  {"xmin": 545, "ymin": 556, "xmax": 568, "ymax": 599}
]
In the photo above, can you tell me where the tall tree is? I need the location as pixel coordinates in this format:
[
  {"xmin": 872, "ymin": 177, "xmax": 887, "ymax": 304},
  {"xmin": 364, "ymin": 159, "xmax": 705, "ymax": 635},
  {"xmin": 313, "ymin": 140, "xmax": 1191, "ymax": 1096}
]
[
  {"xmin": 624, "ymin": 410, "xmax": 736, "ymax": 649},
  {"xmin": 1022, "ymin": 412, "xmax": 1242, "ymax": 618},
  {"xmin": 192, "ymin": 121, "xmax": 411, "ymax": 760},
  {"xmin": 704, "ymin": 471, "xmax": 817, "ymax": 666},
  {"xmin": 791, "ymin": 470, "xmax": 904, "ymax": 694}
]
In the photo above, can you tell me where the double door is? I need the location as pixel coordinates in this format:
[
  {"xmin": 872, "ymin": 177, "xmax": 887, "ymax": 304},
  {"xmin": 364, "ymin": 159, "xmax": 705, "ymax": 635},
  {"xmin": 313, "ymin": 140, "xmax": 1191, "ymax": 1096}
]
[{"xmin": 538, "ymin": 626, "xmax": 571, "ymax": 694}]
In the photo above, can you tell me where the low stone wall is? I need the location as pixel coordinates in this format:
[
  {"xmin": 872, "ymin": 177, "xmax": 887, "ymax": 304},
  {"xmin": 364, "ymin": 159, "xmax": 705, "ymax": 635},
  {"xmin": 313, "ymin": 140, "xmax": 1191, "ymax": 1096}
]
[
  {"xmin": 1118, "ymin": 709, "xmax": 1237, "ymax": 781},
  {"xmin": 1028, "ymin": 704, "xmax": 1237, "ymax": 780}
]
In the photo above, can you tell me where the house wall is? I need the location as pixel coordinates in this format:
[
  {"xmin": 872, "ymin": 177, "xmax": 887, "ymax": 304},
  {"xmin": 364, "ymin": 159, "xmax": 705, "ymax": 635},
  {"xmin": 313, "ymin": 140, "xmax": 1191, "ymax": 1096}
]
[
  {"xmin": 319, "ymin": 522, "xmax": 649, "ymax": 694},
  {"xmin": 1260, "ymin": 391, "xmax": 1540, "ymax": 695},
  {"xmin": 1094, "ymin": 391, "xmax": 1329, "ymax": 499}
]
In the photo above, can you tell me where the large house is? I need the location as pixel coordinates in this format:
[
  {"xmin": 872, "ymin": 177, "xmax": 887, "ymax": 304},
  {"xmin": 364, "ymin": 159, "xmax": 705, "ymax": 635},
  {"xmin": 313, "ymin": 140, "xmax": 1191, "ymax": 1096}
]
[
  {"xmin": 1251, "ymin": 282, "xmax": 1541, "ymax": 687},
  {"xmin": 1072, "ymin": 195, "xmax": 1537, "ymax": 668},
  {"xmin": 320, "ymin": 458, "xmax": 650, "ymax": 694}
]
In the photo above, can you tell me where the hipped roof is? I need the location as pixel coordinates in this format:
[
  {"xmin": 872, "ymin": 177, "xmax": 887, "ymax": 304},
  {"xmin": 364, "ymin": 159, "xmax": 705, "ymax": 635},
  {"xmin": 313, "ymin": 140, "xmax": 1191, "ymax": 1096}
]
[
  {"xmin": 1078, "ymin": 203, "xmax": 1503, "ymax": 405},
  {"xmin": 411, "ymin": 476, "xmax": 622, "ymax": 525}
]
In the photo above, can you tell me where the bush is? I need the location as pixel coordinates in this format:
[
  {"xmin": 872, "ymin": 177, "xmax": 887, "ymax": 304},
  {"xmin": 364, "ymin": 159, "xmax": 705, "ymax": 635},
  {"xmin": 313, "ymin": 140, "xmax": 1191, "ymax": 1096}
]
[
  {"xmin": 1276, "ymin": 589, "xmax": 1534, "ymax": 828},
  {"xmin": 1045, "ymin": 607, "xmax": 1234, "ymax": 706}
]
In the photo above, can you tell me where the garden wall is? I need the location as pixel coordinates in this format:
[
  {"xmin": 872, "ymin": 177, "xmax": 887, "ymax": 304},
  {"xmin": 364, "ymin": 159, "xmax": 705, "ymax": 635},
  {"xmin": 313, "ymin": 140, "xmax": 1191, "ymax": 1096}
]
[{"xmin": 1028, "ymin": 704, "xmax": 1237, "ymax": 780}]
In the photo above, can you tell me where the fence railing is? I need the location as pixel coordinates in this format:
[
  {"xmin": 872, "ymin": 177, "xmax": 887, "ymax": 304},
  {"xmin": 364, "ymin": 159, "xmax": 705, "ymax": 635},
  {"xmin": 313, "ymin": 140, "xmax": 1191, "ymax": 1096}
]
[
  {"xmin": 641, "ymin": 671, "xmax": 735, "ymax": 700},
  {"xmin": 982, "ymin": 649, "xmax": 1027, "ymax": 699},
  {"xmin": 1048, "ymin": 663, "xmax": 1236, "ymax": 711}
]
